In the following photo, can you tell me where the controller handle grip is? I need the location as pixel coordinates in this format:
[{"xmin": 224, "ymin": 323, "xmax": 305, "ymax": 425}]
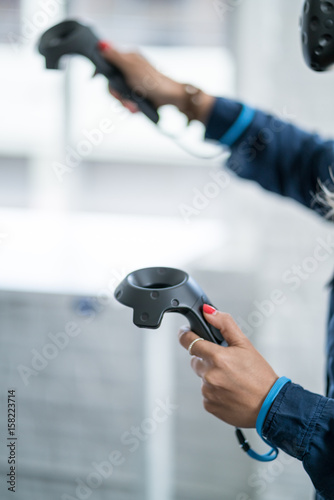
[
  {"xmin": 102, "ymin": 65, "xmax": 159, "ymax": 124},
  {"xmin": 182, "ymin": 296, "xmax": 225, "ymax": 344},
  {"xmin": 38, "ymin": 20, "xmax": 160, "ymax": 124}
]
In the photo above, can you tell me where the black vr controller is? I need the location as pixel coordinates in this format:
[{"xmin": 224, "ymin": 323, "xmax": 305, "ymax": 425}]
[
  {"xmin": 114, "ymin": 266, "xmax": 225, "ymax": 345},
  {"xmin": 38, "ymin": 20, "xmax": 159, "ymax": 123},
  {"xmin": 301, "ymin": 0, "xmax": 334, "ymax": 71},
  {"xmin": 115, "ymin": 268, "xmax": 282, "ymax": 464}
]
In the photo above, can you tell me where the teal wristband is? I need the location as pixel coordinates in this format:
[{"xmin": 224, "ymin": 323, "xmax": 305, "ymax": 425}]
[
  {"xmin": 236, "ymin": 377, "xmax": 291, "ymax": 462},
  {"xmin": 256, "ymin": 376, "xmax": 291, "ymax": 439},
  {"xmin": 219, "ymin": 104, "xmax": 255, "ymax": 146}
]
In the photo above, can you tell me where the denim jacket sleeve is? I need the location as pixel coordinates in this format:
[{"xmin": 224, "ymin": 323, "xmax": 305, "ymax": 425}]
[
  {"xmin": 262, "ymin": 382, "xmax": 334, "ymax": 499},
  {"xmin": 205, "ymin": 97, "xmax": 334, "ymax": 499},
  {"xmin": 205, "ymin": 97, "xmax": 334, "ymax": 213}
]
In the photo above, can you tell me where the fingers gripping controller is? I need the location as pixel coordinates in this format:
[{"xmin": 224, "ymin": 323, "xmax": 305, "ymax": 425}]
[
  {"xmin": 114, "ymin": 267, "xmax": 225, "ymax": 345},
  {"xmin": 38, "ymin": 20, "xmax": 159, "ymax": 123}
]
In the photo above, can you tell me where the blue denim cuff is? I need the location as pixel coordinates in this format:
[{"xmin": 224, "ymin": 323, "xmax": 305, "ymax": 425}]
[
  {"xmin": 219, "ymin": 105, "xmax": 256, "ymax": 147},
  {"xmin": 256, "ymin": 377, "xmax": 291, "ymax": 439},
  {"xmin": 205, "ymin": 97, "xmax": 243, "ymax": 141}
]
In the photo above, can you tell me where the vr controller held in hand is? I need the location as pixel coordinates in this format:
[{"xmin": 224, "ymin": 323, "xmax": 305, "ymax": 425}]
[
  {"xmin": 115, "ymin": 267, "xmax": 281, "ymax": 463},
  {"xmin": 38, "ymin": 20, "xmax": 159, "ymax": 123}
]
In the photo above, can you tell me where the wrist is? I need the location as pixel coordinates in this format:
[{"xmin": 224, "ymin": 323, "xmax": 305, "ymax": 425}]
[
  {"xmin": 170, "ymin": 83, "xmax": 215, "ymax": 125},
  {"xmin": 256, "ymin": 377, "xmax": 291, "ymax": 438}
]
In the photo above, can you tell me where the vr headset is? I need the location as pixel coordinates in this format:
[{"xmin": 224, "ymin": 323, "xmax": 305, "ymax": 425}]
[{"xmin": 301, "ymin": 0, "xmax": 334, "ymax": 71}]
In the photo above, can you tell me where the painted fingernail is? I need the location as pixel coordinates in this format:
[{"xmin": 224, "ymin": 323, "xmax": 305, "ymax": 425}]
[
  {"xmin": 203, "ymin": 304, "xmax": 217, "ymax": 315},
  {"xmin": 124, "ymin": 102, "xmax": 138, "ymax": 113},
  {"xmin": 97, "ymin": 40, "xmax": 111, "ymax": 51}
]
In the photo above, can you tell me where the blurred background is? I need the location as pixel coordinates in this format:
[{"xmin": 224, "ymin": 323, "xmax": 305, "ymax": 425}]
[{"xmin": 1, "ymin": 0, "xmax": 334, "ymax": 499}]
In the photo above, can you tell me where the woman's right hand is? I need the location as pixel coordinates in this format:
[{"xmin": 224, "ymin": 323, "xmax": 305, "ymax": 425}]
[
  {"xmin": 97, "ymin": 41, "xmax": 185, "ymax": 111},
  {"xmin": 97, "ymin": 41, "xmax": 215, "ymax": 124}
]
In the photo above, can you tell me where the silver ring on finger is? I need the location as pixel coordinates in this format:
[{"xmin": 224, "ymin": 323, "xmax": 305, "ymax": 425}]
[{"xmin": 188, "ymin": 338, "xmax": 205, "ymax": 356}]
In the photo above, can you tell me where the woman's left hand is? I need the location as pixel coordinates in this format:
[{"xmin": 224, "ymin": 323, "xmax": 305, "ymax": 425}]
[{"xmin": 178, "ymin": 307, "xmax": 278, "ymax": 428}]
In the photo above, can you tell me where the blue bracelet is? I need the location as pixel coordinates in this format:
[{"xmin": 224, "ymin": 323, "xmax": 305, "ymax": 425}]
[
  {"xmin": 256, "ymin": 376, "xmax": 291, "ymax": 439},
  {"xmin": 219, "ymin": 104, "xmax": 255, "ymax": 147},
  {"xmin": 236, "ymin": 376, "xmax": 291, "ymax": 462}
]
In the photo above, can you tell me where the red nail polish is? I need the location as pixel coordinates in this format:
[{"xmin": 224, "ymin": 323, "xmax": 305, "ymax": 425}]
[
  {"xmin": 125, "ymin": 102, "xmax": 138, "ymax": 113},
  {"xmin": 203, "ymin": 304, "xmax": 216, "ymax": 315},
  {"xmin": 97, "ymin": 40, "xmax": 111, "ymax": 51}
]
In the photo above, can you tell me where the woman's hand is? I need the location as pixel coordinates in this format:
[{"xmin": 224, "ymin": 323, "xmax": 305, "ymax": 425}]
[
  {"xmin": 97, "ymin": 41, "xmax": 215, "ymax": 124},
  {"xmin": 178, "ymin": 306, "xmax": 278, "ymax": 428}
]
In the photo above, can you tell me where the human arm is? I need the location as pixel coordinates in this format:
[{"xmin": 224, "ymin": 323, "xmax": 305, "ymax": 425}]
[
  {"xmin": 97, "ymin": 41, "xmax": 215, "ymax": 124},
  {"xmin": 99, "ymin": 43, "xmax": 334, "ymax": 214},
  {"xmin": 205, "ymin": 97, "xmax": 334, "ymax": 213},
  {"xmin": 179, "ymin": 306, "xmax": 334, "ymax": 499}
]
